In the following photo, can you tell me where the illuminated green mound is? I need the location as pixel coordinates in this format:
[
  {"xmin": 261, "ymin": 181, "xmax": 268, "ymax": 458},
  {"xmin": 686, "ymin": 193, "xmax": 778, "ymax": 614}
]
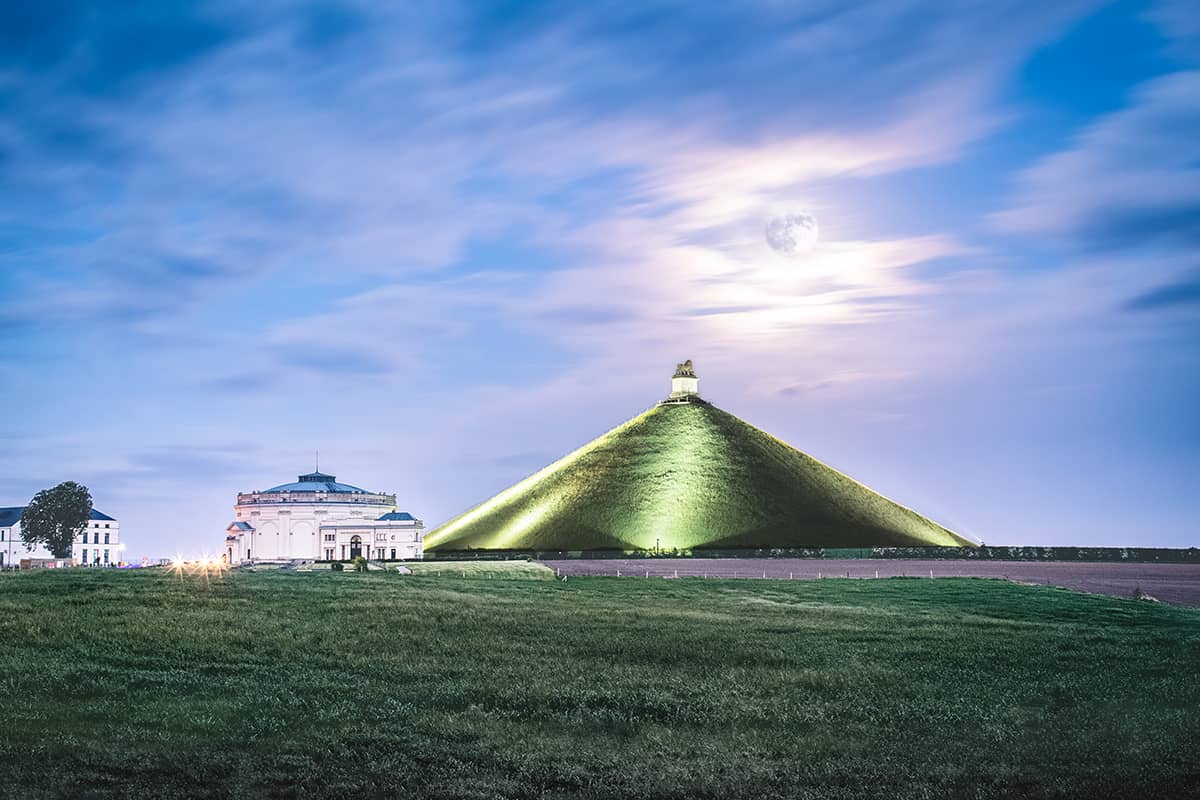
[{"xmin": 426, "ymin": 401, "xmax": 972, "ymax": 551}]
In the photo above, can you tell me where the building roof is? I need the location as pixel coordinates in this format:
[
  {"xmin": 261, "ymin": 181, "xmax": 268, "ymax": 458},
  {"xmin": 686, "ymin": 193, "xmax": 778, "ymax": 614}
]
[
  {"xmin": 228, "ymin": 521, "xmax": 254, "ymax": 531},
  {"xmin": 376, "ymin": 511, "xmax": 417, "ymax": 521},
  {"xmin": 261, "ymin": 471, "xmax": 373, "ymax": 494},
  {"xmin": 0, "ymin": 506, "xmax": 115, "ymax": 526}
]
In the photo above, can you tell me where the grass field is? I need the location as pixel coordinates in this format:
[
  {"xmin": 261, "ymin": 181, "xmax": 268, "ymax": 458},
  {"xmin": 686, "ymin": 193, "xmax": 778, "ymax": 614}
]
[
  {"xmin": 1, "ymin": 569, "xmax": 1197, "ymax": 799},
  {"xmin": 404, "ymin": 560, "xmax": 555, "ymax": 580}
]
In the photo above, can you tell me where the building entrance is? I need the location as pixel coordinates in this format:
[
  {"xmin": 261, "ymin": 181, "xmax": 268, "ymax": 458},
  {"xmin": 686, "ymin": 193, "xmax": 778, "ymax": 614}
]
[{"xmin": 349, "ymin": 535, "xmax": 363, "ymax": 559}]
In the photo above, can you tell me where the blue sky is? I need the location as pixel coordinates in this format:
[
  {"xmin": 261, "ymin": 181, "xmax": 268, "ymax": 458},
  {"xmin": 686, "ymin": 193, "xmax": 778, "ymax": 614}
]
[{"xmin": 1, "ymin": 0, "xmax": 1196, "ymax": 558}]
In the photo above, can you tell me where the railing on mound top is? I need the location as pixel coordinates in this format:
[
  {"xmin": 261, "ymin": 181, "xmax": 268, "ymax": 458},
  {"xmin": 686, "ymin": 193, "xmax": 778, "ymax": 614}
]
[{"xmin": 422, "ymin": 546, "xmax": 1200, "ymax": 563}]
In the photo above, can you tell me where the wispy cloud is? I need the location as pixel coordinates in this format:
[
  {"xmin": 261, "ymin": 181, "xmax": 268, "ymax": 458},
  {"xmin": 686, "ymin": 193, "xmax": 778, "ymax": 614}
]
[
  {"xmin": 1123, "ymin": 271, "xmax": 1200, "ymax": 311},
  {"xmin": 993, "ymin": 70, "xmax": 1200, "ymax": 251},
  {"xmin": 1, "ymin": 0, "xmax": 1095, "ymax": 334}
]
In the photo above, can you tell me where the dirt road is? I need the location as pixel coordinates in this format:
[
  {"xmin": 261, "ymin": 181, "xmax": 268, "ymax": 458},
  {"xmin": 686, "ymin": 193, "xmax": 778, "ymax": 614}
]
[{"xmin": 541, "ymin": 558, "xmax": 1200, "ymax": 607}]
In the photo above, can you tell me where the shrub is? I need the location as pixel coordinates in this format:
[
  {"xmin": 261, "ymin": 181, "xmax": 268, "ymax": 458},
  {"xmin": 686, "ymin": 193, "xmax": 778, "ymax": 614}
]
[
  {"xmin": 330, "ymin": 562, "xmax": 344, "ymax": 572},
  {"xmin": 352, "ymin": 556, "xmax": 368, "ymax": 573}
]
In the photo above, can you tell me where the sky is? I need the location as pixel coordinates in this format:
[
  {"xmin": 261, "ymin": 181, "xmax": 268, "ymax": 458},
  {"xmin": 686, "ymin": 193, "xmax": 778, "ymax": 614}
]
[{"xmin": 1, "ymin": 0, "xmax": 1197, "ymax": 558}]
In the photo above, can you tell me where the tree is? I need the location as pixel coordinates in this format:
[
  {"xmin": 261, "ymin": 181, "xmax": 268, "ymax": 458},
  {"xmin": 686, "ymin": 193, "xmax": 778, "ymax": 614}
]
[{"xmin": 21, "ymin": 482, "xmax": 92, "ymax": 559}]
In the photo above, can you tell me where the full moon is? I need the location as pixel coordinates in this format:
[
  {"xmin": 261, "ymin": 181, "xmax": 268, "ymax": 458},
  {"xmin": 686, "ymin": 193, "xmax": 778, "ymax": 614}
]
[{"xmin": 765, "ymin": 212, "xmax": 819, "ymax": 256}]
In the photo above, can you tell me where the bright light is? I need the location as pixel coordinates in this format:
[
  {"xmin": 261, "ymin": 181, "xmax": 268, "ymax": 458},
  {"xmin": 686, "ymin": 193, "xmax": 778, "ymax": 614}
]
[{"xmin": 168, "ymin": 553, "xmax": 228, "ymax": 580}]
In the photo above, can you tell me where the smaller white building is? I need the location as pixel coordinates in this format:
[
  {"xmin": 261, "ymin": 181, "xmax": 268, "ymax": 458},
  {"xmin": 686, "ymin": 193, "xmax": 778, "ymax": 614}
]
[
  {"xmin": 0, "ymin": 507, "xmax": 122, "ymax": 569},
  {"xmin": 313, "ymin": 512, "xmax": 425, "ymax": 562}
]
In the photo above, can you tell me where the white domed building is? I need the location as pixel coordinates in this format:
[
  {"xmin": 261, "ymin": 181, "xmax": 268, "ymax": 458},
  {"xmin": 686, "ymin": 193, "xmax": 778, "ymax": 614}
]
[{"xmin": 224, "ymin": 470, "xmax": 423, "ymax": 563}]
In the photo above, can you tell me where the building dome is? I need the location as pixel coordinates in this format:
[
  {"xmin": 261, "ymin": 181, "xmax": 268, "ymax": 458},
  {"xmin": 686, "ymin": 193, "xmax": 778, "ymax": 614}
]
[{"xmin": 261, "ymin": 471, "xmax": 371, "ymax": 494}]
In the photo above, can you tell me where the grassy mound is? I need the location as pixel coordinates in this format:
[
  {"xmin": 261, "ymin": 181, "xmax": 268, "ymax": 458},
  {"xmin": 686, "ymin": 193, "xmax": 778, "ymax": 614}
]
[
  {"xmin": 427, "ymin": 401, "xmax": 971, "ymax": 551},
  {"xmin": 0, "ymin": 569, "xmax": 1196, "ymax": 798}
]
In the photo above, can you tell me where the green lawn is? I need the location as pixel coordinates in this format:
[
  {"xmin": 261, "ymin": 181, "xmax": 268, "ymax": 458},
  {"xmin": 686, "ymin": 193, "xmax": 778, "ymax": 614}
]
[
  {"xmin": 0, "ymin": 570, "xmax": 1197, "ymax": 798},
  {"xmin": 404, "ymin": 560, "xmax": 555, "ymax": 580}
]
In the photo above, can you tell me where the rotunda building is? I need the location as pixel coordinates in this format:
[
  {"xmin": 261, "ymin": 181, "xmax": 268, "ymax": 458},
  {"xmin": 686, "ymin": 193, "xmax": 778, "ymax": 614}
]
[{"xmin": 224, "ymin": 470, "xmax": 423, "ymax": 563}]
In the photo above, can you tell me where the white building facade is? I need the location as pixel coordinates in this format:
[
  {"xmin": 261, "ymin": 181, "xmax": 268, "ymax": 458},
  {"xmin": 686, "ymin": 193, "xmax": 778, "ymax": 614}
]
[
  {"xmin": 224, "ymin": 471, "xmax": 424, "ymax": 563},
  {"xmin": 0, "ymin": 507, "xmax": 122, "ymax": 569}
]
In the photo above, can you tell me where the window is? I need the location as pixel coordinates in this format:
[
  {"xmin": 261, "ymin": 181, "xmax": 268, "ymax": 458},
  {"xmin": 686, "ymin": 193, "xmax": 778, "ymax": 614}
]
[
  {"xmin": 104, "ymin": 533, "xmax": 110, "ymax": 544},
  {"xmin": 82, "ymin": 548, "xmax": 88, "ymax": 563},
  {"xmin": 94, "ymin": 532, "xmax": 100, "ymax": 544},
  {"xmin": 325, "ymin": 548, "xmax": 333, "ymax": 560},
  {"xmin": 324, "ymin": 534, "xmax": 335, "ymax": 542},
  {"xmin": 1, "ymin": 530, "xmax": 4, "ymax": 541},
  {"xmin": 105, "ymin": 523, "xmax": 110, "ymax": 528},
  {"xmin": 103, "ymin": 550, "xmax": 109, "ymax": 564},
  {"xmin": 390, "ymin": 548, "xmax": 396, "ymax": 560}
]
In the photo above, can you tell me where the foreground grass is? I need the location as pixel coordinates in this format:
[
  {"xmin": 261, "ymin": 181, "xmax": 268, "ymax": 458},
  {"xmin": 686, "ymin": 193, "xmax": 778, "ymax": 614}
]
[{"xmin": 0, "ymin": 571, "xmax": 1197, "ymax": 799}]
